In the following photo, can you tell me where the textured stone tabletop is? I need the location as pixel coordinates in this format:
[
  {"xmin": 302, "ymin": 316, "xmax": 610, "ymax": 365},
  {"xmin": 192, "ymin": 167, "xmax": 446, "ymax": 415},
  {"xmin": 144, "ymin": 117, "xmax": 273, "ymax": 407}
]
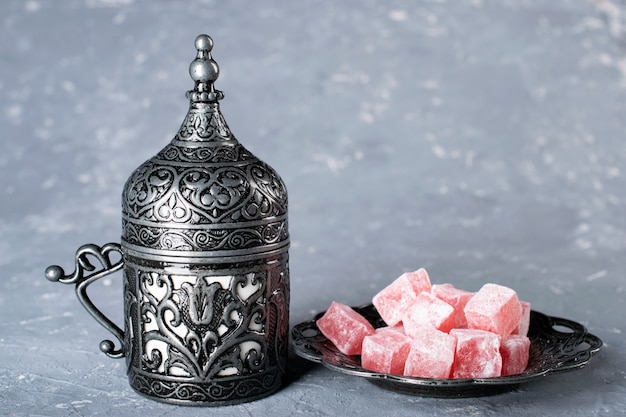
[{"xmin": 1, "ymin": 0, "xmax": 624, "ymax": 416}]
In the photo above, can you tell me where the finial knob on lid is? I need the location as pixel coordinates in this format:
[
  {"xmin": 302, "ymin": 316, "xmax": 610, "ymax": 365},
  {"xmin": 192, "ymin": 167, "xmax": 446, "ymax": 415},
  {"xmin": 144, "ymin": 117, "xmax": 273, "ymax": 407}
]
[
  {"xmin": 187, "ymin": 34, "xmax": 224, "ymax": 102},
  {"xmin": 194, "ymin": 34, "xmax": 213, "ymax": 53}
]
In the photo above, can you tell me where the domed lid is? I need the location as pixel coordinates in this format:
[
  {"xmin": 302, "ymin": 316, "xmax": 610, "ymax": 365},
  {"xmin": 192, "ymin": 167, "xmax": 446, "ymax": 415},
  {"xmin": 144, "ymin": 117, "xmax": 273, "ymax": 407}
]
[{"xmin": 121, "ymin": 35, "xmax": 288, "ymax": 262}]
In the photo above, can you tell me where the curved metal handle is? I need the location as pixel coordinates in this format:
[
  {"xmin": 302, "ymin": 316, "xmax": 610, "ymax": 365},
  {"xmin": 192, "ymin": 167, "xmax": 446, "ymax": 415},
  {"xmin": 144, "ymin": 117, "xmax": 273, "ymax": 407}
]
[{"xmin": 45, "ymin": 242, "xmax": 125, "ymax": 359}]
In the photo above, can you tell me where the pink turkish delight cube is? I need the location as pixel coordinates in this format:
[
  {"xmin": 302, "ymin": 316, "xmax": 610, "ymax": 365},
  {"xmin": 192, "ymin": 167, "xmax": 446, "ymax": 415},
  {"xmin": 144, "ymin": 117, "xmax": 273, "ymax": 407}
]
[
  {"xmin": 500, "ymin": 335, "xmax": 531, "ymax": 376},
  {"xmin": 317, "ymin": 302, "xmax": 375, "ymax": 356},
  {"xmin": 431, "ymin": 283, "xmax": 474, "ymax": 328},
  {"xmin": 513, "ymin": 301, "xmax": 531, "ymax": 336},
  {"xmin": 372, "ymin": 268, "xmax": 431, "ymax": 326},
  {"xmin": 376, "ymin": 323, "xmax": 405, "ymax": 335},
  {"xmin": 464, "ymin": 283, "xmax": 522, "ymax": 339},
  {"xmin": 402, "ymin": 292, "xmax": 455, "ymax": 336},
  {"xmin": 361, "ymin": 328, "xmax": 412, "ymax": 375},
  {"xmin": 403, "ymin": 327, "xmax": 457, "ymax": 379},
  {"xmin": 450, "ymin": 328, "xmax": 502, "ymax": 378}
]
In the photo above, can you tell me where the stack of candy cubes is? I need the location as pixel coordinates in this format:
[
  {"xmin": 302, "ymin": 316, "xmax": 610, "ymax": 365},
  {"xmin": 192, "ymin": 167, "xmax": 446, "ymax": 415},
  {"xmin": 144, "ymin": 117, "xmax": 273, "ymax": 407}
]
[{"xmin": 316, "ymin": 268, "xmax": 531, "ymax": 379}]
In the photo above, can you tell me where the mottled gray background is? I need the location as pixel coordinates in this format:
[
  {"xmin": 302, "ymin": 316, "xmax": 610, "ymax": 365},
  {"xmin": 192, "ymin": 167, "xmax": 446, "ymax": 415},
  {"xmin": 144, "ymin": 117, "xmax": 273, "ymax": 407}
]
[{"xmin": 1, "ymin": 0, "xmax": 625, "ymax": 416}]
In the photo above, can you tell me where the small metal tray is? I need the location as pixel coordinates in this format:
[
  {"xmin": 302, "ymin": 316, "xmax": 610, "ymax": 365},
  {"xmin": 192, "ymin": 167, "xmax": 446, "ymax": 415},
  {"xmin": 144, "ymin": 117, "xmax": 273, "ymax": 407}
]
[{"xmin": 291, "ymin": 304, "xmax": 602, "ymax": 398}]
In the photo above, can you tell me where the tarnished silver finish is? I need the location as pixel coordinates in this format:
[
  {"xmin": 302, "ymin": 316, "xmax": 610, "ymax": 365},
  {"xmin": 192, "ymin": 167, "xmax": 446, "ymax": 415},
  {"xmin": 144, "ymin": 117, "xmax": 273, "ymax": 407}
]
[{"xmin": 45, "ymin": 34, "xmax": 289, "ymax": 406}]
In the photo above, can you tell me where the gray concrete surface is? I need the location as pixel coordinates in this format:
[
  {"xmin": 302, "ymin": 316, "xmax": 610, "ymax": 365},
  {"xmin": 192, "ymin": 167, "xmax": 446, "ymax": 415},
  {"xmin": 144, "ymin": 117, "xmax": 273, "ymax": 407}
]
[{"xmin": 1, "ymin": 0, "xmax": 625, "ymax": 416}]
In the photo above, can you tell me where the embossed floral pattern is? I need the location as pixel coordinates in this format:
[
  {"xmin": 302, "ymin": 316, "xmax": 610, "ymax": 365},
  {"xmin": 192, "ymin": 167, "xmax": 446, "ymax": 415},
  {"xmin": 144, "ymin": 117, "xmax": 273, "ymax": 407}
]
[{"xmin": 129, "ymin": 261, "xmax": 288, "ymax": 380}]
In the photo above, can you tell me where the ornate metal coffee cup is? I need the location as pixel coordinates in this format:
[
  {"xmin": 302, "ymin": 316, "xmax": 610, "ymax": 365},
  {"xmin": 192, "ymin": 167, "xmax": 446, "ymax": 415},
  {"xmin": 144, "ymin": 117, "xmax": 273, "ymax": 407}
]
[{"xmin": 45, "ymin": 35, "xmax": 290, "ymax": 406}]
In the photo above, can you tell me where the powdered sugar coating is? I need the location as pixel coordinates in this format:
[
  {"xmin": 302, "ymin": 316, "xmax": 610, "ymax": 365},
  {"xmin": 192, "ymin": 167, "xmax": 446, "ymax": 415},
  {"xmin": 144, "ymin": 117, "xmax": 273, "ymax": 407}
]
[
  {"xmin": 317, "ymin": 301, "xmax": 375, "ymax": 355},
  {"xmin": 372, "ymin": 269, "xmax": 431, "ymax": 326}
]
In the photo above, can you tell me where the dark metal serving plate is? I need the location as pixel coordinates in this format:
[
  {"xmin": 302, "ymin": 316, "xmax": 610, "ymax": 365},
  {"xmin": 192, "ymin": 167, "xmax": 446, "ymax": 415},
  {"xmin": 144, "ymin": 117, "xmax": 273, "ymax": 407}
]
[{"xmin": 292, "ymin": 304, "xmax": 602, "ymax": 398}]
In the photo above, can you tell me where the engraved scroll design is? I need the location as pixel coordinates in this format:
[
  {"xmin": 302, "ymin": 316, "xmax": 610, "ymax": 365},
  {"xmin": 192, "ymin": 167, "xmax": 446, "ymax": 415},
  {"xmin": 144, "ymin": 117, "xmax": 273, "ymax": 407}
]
[
  {"xmin": 181, "ymin": 168, "xmax": 249, "ymax": 221},
  {"xmin": 123, "ymin": 162, "xmax": 287, "ymax": 225},
  {"xmin": 248, "ymin": 164, "xmax": 288, "ymax": 219},
  {"xmin": 174, "ymin": 103, "xmax": 233, "ymax": 142},
  {"xmin": 123, "ymin": 219, "xmax": 288, "ymax": 252},
  {"xmin": 129, "ymin": 370, "xmax": 280, "ymax": 404},
  {"xmin": 123, "ymin": 163, "xmax": 177, "ymax": 220},
  {"xmin": 122, "ymin": 158, "xmax": 288, "ymax": 252},
  {"xmin": 155, "ymin": 143, "xmax": 255, "ymax": 164},
  {"xmin": 139, "ymin": 271, "xmax": 268, "ymax": 379}
]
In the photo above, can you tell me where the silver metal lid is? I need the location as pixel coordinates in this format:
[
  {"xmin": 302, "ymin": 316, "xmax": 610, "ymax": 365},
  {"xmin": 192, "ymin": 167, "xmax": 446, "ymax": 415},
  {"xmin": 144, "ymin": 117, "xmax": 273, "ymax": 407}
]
[{"xmin": 120, "ymin": 35, "xmax": 289, "ymax": 262}]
